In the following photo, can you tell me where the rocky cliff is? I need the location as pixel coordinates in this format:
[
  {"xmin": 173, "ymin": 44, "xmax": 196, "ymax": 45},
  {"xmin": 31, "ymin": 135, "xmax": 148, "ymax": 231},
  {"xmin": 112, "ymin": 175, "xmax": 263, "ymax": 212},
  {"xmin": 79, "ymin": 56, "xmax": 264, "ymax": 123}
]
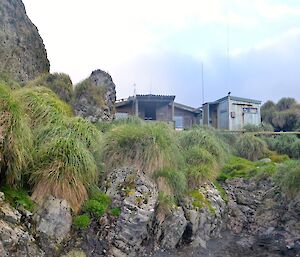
[
  {"xmin": 0, "ymin": 0, "xmax": 50, "ymax": 83},
  {"xmin": 0, "ymin": 174, "xmax": 299, "ymax": 257}
]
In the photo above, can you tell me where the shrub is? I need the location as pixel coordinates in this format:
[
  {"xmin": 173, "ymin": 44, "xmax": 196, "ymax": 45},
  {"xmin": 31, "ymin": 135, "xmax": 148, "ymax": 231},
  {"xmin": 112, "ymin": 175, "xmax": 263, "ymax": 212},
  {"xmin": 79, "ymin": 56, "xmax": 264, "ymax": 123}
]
[
  {"xmin": 235, "ymin": 134, "xmax": 268, "ymax": 161},
  {"xmin": 83, "ymin": 199, "xmax": 108, "ymax": 217},
  {"xmin": 274, "ymin": 160, "xmax": 300, "ymax": 196},
  {"xmin": 89, "ymin": 189, "xmax": 111, "ymax": 207},
  {"xmin": 103, "ymin": 122, "xmax": 183, "ymax": 174},
  {"xmin": 0, "ymin": 84, "xmax": 33, "ymax": 185},
  {"xmin": 73, "ymin": 214, "xmax": 91, "ymax": 229},
  {"xmin": 30, "ymin": 136, "xmax": 98, "ymax": 213},
  {"xmin": 27, "ymin": 73, "xmax": 73, "ymax": 103},
  {"xmin": 276, "ymin": 98, "xmax": 297, "ymax": 111},
  {"xmin": 156, "ymin": 192, "xmax": 176, "ymax": 218}
]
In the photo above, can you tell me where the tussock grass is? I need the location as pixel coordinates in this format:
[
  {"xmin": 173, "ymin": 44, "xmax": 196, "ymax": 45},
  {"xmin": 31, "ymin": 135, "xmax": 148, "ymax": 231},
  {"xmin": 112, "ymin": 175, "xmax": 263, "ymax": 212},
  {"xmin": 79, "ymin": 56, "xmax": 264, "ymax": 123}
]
[
  {"xmin": 0, "ymin": 72, "xmax": 21, "ymax": 90},
  {"xmin": 274, "ymin": 160, "xmax": 300, "ymax": 196},
  {"xmin": 103, "ymin": 122, "xmax": 184, "ymax": 174},
  {"xmin": 30, "ymin": 136, "xmax": 98, "ymax": 213},
  {"xmin": 154, "ymin": 167, "xmax": 187, "ymax": 198},
  {"xmin": 0, "ymin": 84, "xmax": 33, "ymax": 185},
  {"xmin": 235, "ymin": 134, "xmax": 268, "ymax": 161},
  {"xmin": 179, "ymin": 127, "xmax": 229, "ymax": 187},
  {"xmin": 27, "ymin": 73, "xmax": 73, "ymax": 103},
  {"xmin": 14, "ymin": 86, "xmax": 73, "ymax": 127}
]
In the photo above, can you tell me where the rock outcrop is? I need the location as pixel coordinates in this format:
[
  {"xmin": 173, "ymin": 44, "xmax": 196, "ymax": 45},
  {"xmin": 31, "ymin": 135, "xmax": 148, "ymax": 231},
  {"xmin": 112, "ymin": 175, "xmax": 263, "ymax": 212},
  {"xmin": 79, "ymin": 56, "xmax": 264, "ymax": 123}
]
[
  {"xmin": 33, "ymin": 196, "xmax": 72, "ymax": 255},
  {"xmin": 0, "ymin": 192, "xmax": 44, "ymax": 257},
  {"xmin": 0, "ymin": 0, "xmax": 50, "ymax": 82},
  {"xmin": 74, "ymin": 69, "xmax": 116, "ymax": 122}
]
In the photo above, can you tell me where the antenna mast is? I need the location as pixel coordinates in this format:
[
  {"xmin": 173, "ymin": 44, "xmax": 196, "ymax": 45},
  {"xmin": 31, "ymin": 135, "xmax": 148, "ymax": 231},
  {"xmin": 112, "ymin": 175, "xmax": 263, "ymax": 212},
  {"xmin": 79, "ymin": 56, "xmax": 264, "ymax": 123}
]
[{"xmin": 201, "ymin": 62, "xmax": 204, "ymax": 105}]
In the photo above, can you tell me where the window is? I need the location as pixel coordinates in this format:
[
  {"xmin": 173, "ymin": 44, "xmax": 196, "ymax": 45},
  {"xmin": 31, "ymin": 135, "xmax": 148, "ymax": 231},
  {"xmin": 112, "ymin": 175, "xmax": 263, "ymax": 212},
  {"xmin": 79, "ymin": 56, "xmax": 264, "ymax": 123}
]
[{"xmin": 174, "ymin": 116, "xmax": 184, "ymax": 129}]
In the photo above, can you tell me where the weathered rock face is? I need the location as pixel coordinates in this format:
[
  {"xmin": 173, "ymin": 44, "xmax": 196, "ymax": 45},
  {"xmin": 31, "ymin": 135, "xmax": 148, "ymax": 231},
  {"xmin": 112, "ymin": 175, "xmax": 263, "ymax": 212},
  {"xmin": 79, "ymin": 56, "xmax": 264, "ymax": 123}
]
[
  {"xmin": 0, "ymin": 0, "xmax": 50, "ymax": 82},
  {"xmin": 223, "ymin": 177, "xmax": 300, "ymax": 257},
  {"xmin": 74, "ymin": 69, "xmax": 116, "ymax": 122},
  {"xmin": 105, "ymin": 168, "xmax": 158, "ymax": 257},
  {"xmin": 0, "ymin": 192, "xmax": 44, "ymax": 257},
  {"xmin": 33, "ymin": 196, "xmax": 72, "ymax": 254}
]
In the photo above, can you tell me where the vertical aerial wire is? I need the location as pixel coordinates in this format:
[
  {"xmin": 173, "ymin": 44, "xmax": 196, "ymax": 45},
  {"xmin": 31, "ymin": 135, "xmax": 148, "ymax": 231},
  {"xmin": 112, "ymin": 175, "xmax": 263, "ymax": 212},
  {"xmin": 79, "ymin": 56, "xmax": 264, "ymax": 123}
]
[
  {"xmin": 226, "ymin": 5, "xmax": 230, "ymax": 91},
  {"xmin": 133, "ymin": 83, "xmax": 136, "ymax": 96},
  {"xmin": 201, "ymin": 62, "xmax": 204, "ymax": 105}
]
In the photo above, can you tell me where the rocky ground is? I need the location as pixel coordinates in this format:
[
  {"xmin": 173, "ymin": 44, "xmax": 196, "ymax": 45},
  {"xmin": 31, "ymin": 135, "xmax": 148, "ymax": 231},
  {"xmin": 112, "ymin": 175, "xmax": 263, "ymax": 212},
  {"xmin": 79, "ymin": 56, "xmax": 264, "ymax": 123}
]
[{"xmin": 0, "ymin": 170, "xmax": 299, "ymax": 257}]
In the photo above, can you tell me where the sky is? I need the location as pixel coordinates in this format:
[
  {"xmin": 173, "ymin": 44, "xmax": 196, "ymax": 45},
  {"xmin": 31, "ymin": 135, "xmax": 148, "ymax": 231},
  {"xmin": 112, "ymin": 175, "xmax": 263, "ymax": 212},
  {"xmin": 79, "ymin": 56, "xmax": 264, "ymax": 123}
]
[{"xmin": 23, "ymin": 0, "xmax": 300, "ymax": 107}]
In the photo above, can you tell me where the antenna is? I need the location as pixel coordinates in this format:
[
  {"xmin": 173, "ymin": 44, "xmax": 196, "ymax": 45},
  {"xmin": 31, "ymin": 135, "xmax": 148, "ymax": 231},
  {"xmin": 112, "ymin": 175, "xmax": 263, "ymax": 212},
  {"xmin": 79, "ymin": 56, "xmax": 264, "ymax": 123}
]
[
  {"xmin": 226, "ymin": 5, "xmax": 230, "ymax": 91},
  {"xmin": 201, "ymin": 62, "xmax": 205, "ymax": 105},
  {"xmin": 133, "ymin": 83, "xmax": 136, "ymax": 96}
]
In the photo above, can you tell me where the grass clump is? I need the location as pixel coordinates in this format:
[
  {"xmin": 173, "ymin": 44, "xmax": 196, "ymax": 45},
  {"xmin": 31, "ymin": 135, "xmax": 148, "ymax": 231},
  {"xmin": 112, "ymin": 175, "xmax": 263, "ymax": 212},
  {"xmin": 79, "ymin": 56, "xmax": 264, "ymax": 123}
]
[
  {"xmin": 264, "ymin": 134, "xmax": 300, "ymax": 159},
  {"xmin": 103, "ymin": 122, "xmax": 183, "ymax": 174},
  {"xmin": 235, "ymin": 134, "xmax": 268, "ymax": 161},
  {"xmin": 0, "ymin": 84, "xmax": 33, "ymax": 185},
  {"xmin": 179, "ymin": 127, "xmax": 229, "ymax": 188},
  {"xmin": 73, "ymin": 214, "xmax": 91, "ymax": 229},
  {"xmin": 154, "ymin": 167, "xmax": 187, "ymax": 199},
  {"xmin": 30, "ymin": 136, "xmax": 98, "ymax": 213},
  {"xmin": 14, "ymin": 86, "xmax": 73, "ymax": 127},
  {"xmin": 156, "ymin": 192, "xmax": 176, "ymax": 218},
  {"xmin": 27, "ymin": 73, "xmax": 73, "ymax": 103},
  {"xmin": 1, "ymin": 186, "xmax": 35, "ymax": 212},
  {"xmin": 0, "ymin": 72, "xmax": 21, "ymax": 90},
  {"xmin": 274, "ymin": 160, "xmax": 300, "ymax": 197}
]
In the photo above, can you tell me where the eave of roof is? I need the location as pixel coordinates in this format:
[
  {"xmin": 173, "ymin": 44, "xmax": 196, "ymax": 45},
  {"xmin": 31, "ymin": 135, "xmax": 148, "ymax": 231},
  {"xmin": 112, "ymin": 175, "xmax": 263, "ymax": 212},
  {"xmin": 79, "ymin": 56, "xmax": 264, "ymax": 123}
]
[
  {"xmin": 204, "ymin": 95, "xmax": 261, "ymax": 105},
  {"xmin": 174, "ymin": 102, "xmax": 202, "ymax": 113}
]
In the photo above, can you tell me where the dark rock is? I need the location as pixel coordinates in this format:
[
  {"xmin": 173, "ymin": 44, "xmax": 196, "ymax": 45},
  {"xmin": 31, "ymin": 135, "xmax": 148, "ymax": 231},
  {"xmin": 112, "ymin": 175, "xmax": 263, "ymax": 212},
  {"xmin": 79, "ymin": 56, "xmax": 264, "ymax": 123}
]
[
  {"xmin": 0, "ymin": 0, "xmax": 50, "ymax": 82},
  {"xmin": 74, "ymin": 69, "xmax": 116, "ymax": 122}
]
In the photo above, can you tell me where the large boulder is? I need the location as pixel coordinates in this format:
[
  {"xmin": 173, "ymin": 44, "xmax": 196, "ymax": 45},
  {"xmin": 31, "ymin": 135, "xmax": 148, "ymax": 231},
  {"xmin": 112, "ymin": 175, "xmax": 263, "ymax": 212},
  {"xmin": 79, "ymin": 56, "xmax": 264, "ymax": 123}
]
[
  {"xmin": 0, "ymin": 0, "xmax": 50, "ymax": 83},
  {"xmin": 74, "ymin": 69, "xmax": 116, "ymax": 122},
  {"xmin": 33, "ymin": 196, "xmax": 72, "ymax": 254},
  {"xmin": 104, "ymin": 167, "xmax": 158, "ymax": 256}
]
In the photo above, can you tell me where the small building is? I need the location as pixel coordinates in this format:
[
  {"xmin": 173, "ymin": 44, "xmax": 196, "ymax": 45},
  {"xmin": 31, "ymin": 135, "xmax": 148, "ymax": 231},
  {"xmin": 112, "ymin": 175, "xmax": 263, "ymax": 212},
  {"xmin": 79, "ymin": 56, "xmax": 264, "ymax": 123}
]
[
  {"xmin": 115, "ymin": 94, "xmax": 201, "ymax": 129},
  {"xmin": 203, "ymin": 95, "xmax": 261, "ymax": 130}
]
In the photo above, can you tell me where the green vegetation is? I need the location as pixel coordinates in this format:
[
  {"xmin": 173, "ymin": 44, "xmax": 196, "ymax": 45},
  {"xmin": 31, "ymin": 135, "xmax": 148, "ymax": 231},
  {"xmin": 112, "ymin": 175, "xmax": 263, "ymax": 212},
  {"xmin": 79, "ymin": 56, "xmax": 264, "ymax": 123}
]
[
  {"xmin": 1, "ymin": 186, "xmax": 35, "ymax": 212},
  {"xmin": 74, "ymin": 78, "xmax": 106, "ymax": 107},
  {"xmin": 103, "ymin": 122, "xmax": 184, "ymax": 175},
  {"xmin": 73, "ymin": 214, "xmax": 91, "ymax": 229},
  {"xmin": 0, "ymin": 72, "xmax": 21, "ymax": 90},
  {"xmin": 179, "ymin": 127, "xmax": 229, "ymax": 188},
  {"xmin": 110, "ymin": 207, "xmax": 121, "ymax": 217},
  {"xmin": 213, "ymin": 181, "xmax": 229, "ymax": 203},
  {"xmin": 30, "ymin": 136, "xmax": 98, "ymax": 213},
  {"xmin": 218, "ymin": 156, "xmax": 277, "ymax": 181},
  {"xmin": 156, "ymin": 192, "xmax": 176, "ymax": 217},
  {"xmin": 265, "ymin": 134, "xmax": 300, "ymax": 159},
  {"xmin": 14, "ymin": 86, "xmax": 73, "ymax": 127},
  {"xmin": 0, "ymin": 84, "xmax": 33, "ymax": 185},
  {"xmin": 189, "ymin": 190, "xmax": 215, "ymax": 214},
  {"xmin": 27, "ymin": 73, "xmax": 73, "ymax": 103},
  {"xmin": 154, "ymin": 167, "xmax": 187, "ymax": 199},
  {"xmin": 261, "ymin": 98, "xmax": 300, "ymax": 131},
  {"xmin": 235, "ymin": 134, "xmax": 268, "ymax": 161},
  {"xmin": 83, "ymin": 199, "xmax": 107, "ymax": 217},
  {"xmin": 274, "ymin": 160, "xmax": 300, "ymax": 196}
]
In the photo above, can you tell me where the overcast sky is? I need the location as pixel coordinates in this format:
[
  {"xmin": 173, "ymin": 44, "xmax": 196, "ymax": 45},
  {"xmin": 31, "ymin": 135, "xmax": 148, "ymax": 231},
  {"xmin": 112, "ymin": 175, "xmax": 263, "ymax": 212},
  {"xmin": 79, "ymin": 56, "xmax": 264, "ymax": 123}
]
[{"xmin": 23, "ymin": 0, "xmax": 300, "ymax": 107}]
